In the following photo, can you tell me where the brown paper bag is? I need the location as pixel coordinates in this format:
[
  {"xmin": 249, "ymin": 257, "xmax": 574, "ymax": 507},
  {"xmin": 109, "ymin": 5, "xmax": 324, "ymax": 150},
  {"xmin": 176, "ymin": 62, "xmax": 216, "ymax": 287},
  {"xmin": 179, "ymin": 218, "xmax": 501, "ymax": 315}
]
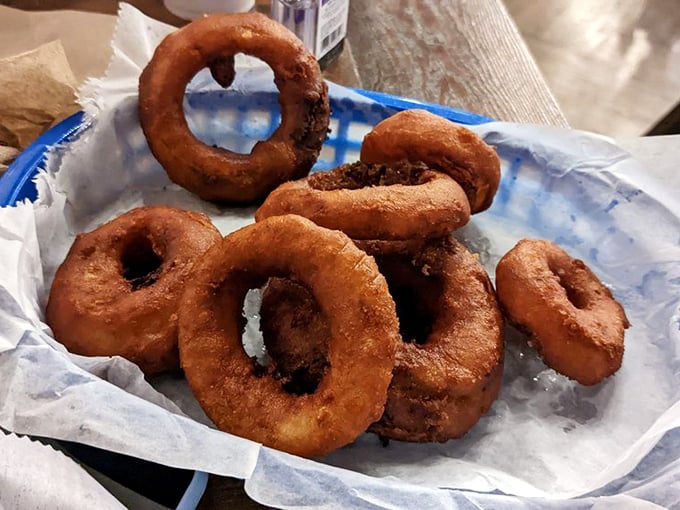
[{"xmin": 0, "ymin": 40, "xmax": 79, "ymax": 174}]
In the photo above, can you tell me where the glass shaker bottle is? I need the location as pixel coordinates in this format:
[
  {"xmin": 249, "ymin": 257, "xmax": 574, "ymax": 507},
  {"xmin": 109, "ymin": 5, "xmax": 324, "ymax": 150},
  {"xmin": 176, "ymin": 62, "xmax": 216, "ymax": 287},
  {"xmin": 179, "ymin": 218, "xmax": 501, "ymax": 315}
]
[
  {"xmin": 164, "ymin": 0, "xmax": 255, "ymax": 19},
  {"xmin": 270, "ymin": 0, "xmax": 349, "ymax": 69}
]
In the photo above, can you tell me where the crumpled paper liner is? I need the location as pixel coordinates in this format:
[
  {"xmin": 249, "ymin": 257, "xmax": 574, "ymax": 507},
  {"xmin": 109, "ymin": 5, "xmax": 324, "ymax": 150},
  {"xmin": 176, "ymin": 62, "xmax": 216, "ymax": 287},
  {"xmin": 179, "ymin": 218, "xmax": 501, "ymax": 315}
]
[
  {"xmin": 0, "ymin": 40, "xmax": 78, "ymax": 173},
  {"xmin": 0, "ymin": 431, "xmax": 124, "ymax": 509}
]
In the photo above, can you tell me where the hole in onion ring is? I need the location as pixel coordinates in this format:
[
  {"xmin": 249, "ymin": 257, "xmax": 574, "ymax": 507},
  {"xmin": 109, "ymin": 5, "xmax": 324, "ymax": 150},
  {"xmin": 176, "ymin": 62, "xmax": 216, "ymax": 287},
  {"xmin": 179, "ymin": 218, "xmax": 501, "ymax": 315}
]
[
  {"xmin": 548, "ymin": 260, "xmax": 590, "ymax": 310},
  {"xmin": 120, "ymin": 233, "xmax": 163, "ymax": 291},
  {"xmin": 257, "ymin": 278, "xmax": 331, "ymax": 395},
  {"xmin": 376, "ymin": 256, "xmax": 441, "ymax": 345},
  {"xmin": 390, "ymin": 285, "xmax": 434, "ymax": 345},
  {"xmin": 254, "ymin": 259, "xmax": 442, "ymax": 398},
  {"xmin": 241, "ymin": 287, "xmax": 271, "ymax": 364},
  {"xmin": 184, "ymin": 55, "xmax": 282, "ymax": 155}
]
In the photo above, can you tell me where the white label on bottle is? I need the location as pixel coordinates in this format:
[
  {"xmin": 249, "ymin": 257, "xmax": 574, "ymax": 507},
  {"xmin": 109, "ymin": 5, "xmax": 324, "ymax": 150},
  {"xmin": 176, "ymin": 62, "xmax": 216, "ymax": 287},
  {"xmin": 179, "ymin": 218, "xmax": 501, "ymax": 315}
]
[{"xmin": 315, "ymin": 0, "xmax": 349, "ymax": 59}]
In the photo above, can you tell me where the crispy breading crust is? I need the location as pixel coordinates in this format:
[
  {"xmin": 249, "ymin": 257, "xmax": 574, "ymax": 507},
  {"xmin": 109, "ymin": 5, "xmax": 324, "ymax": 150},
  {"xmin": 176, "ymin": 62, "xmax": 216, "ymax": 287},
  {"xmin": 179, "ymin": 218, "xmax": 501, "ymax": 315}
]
[
  {"xmin": 255, "ymin": 161, "xmax": 470, "ymax": 240},
  {"xmin": 178, "ymin": 215, "xmax": 400, "ymax": 457},
  {"xmin": 46, "ymin": 206, "xmax": 221, "ymax": 375},
  {"xmin": 139, "ymin": 13, "xmax": 329, "ymax": 204},
  {"xmin": 495, "ymin": 239, "xmax": 629, "ymax": 385}
]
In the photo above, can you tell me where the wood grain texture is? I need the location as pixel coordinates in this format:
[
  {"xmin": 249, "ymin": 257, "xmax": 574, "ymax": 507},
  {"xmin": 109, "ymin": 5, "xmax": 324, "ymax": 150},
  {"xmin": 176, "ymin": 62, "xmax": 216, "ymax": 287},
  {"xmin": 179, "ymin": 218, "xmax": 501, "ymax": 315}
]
[
  {"xmin": 322, "ymin": 42, "xmax": 363, "ymax": 89},
  {"xmin": 347, "ymin": 0, "xmax": 567, "ymax": 125},
  {"xmin": 4, "ymin": 0, "xmax": 566, "ymax": 124}
]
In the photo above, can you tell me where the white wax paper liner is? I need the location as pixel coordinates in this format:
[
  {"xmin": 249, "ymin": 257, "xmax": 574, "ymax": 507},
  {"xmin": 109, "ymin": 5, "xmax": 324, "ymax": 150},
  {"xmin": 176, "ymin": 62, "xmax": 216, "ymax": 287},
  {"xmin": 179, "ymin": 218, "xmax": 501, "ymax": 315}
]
[{"xmin": 0, "ymin": 431, "xmax": 125, "ymax": 510}]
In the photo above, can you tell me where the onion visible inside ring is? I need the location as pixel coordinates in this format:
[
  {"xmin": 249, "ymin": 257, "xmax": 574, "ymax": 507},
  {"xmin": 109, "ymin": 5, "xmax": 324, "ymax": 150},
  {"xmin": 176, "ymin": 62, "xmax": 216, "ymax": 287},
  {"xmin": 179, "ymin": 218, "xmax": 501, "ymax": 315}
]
[{"xmin": 307, "ymin": 160, "xmax": 432, "ymax": 190}]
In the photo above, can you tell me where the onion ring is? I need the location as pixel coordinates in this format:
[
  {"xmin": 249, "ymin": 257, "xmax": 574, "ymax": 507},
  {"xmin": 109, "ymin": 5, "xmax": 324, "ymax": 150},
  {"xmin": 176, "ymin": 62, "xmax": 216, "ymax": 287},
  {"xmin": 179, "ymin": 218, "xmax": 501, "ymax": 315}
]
[
  {"xmin": 138, "ymin": 12, "xmax": 330, "ymax": 204},
  {"xmin": 495, "ymin": 239, "xmax": 629, "ymax": 385},
  {"xmin": 178, "ymin": 215, "xmax": 399, "ymax": 457},
  {"xmin": 360, "ymin": 109, "xmax": 501, "ymax": 213},
  {"xmin": 46, "ymin": 206, "xmax": 221, "ymax": 375},
  {"xmin": 255, "ymin": 160, "xmax": 470, "ymax": 240},
  {"xmin": 370, "ymin": 237, "xmax": 504, "ymax": 441},
  {"xmin": 260, "ymin": 237, "xmax": 504, "ymax": 442}
]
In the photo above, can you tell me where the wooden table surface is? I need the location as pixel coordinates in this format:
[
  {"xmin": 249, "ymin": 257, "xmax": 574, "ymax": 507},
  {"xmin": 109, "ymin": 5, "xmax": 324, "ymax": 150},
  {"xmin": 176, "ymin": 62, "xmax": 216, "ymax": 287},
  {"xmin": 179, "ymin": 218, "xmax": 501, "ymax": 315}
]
[
  {"xmin": 4, "ymin": 0, "xmax": 567, "ymax": 126},
  {"xmin": 1, "ymin": 1, "xmax": 566, "ymax": 508}
]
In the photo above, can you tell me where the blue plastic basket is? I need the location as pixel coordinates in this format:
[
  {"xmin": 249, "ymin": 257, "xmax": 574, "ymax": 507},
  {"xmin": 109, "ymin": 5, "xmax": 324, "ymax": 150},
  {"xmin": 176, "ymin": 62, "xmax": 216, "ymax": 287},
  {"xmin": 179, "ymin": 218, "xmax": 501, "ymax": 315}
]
[
  {"xmin": 3, "ymin": 85, "xmax": 680, "ymax": 509},
  {"xmin": 0, "ymin": 88, "xmax": 489, "ymax": 207}
]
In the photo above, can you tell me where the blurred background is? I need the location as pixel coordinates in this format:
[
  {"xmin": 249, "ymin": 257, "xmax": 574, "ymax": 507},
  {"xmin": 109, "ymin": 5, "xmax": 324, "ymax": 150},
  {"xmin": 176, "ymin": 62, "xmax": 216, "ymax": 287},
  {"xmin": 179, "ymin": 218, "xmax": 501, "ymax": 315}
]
[
  {"xmin": 2, "ymin": 0, "xmax": 679, "ymax": 138},
  {"xmin": 504, "ymin": 0, "xmax": 680, "ymax": 137}
]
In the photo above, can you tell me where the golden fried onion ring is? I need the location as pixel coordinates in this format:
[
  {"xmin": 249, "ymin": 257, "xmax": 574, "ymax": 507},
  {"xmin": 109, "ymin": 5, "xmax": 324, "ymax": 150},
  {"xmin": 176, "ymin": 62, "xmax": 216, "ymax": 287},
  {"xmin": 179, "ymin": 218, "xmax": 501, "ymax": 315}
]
[
  {"xmin": 178, "ymin": 215, "xmax": 400, "ymax": 457},
  {"xmin": 139, "ymin": 13, "xmax": 330, "ymax": 204},
  {"xmin": 495, "ymin": 239, "xmax": 629, "ymax": 385},
  {"xmin": 256, "ymin": 161, "xmax": 470, "ymax": 240},
  {"xmin": 46, "ymin": 206, "xmax": 221, "ymax": 375},
  {"xmin": 360, "ymin": 109, "xmax": 500, "ymax": 213}
]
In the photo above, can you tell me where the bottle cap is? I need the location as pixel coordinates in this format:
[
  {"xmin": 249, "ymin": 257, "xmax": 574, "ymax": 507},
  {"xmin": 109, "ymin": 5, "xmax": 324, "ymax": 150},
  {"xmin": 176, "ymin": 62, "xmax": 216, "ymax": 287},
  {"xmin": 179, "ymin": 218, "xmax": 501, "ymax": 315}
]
[{"xmin": 163, "ymin": 0, "xmax": 256, "ymax": 19}]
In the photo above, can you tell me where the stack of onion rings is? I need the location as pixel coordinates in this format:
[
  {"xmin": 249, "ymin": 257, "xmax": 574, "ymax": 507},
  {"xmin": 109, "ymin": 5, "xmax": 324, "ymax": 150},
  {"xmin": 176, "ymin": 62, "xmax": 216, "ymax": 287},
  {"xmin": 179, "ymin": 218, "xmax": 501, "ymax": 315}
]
[
  {"xmin": 370, "ymin": 238, "xmax": 504, "ymax": 441},
  {"xmin": 254, "ymin": 109, "xmax": 507, "ymax": 442},
  {"xmin": 261, "ymin": 238, "xmax": 504, "ymax": 442},
  {"xmin": 45, "ymin": 19, "xmax": 631, "ymax": 462},
  {"xmin": 139, "ymin": 12, "xmax": 330, "ymax": 204},
  {"xmin": 256, "ymin": 160, "xmax": 470, "ymax": 240}
]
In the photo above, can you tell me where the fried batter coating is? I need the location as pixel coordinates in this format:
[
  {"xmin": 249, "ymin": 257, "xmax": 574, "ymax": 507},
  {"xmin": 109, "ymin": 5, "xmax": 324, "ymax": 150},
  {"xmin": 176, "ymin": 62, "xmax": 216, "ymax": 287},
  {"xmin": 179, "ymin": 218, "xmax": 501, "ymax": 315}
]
[
  {"xmin": 178, "ymin": 215, "xmax": 399, "ymax": 457},
  {"xmin": 255, "ymin": 161, "xmax": 470, "ymax": 240},
  {"xmin": 139, "ymin": 13, "xmax": 329, "ymax": 204},
  {"xmin": 495, "ymin": 239, "xmax": 629, "ymax": 385},
  {"xmin": 46, "ymin": 206, "xmax": 221, "ymax": 375},
  {"xmin": 262, "ymin": 237, "xmax": 505, "ymax": 442},
  {"xmin": 370, "ymin": 238, "xmax": 504, "ymax": 441}
]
